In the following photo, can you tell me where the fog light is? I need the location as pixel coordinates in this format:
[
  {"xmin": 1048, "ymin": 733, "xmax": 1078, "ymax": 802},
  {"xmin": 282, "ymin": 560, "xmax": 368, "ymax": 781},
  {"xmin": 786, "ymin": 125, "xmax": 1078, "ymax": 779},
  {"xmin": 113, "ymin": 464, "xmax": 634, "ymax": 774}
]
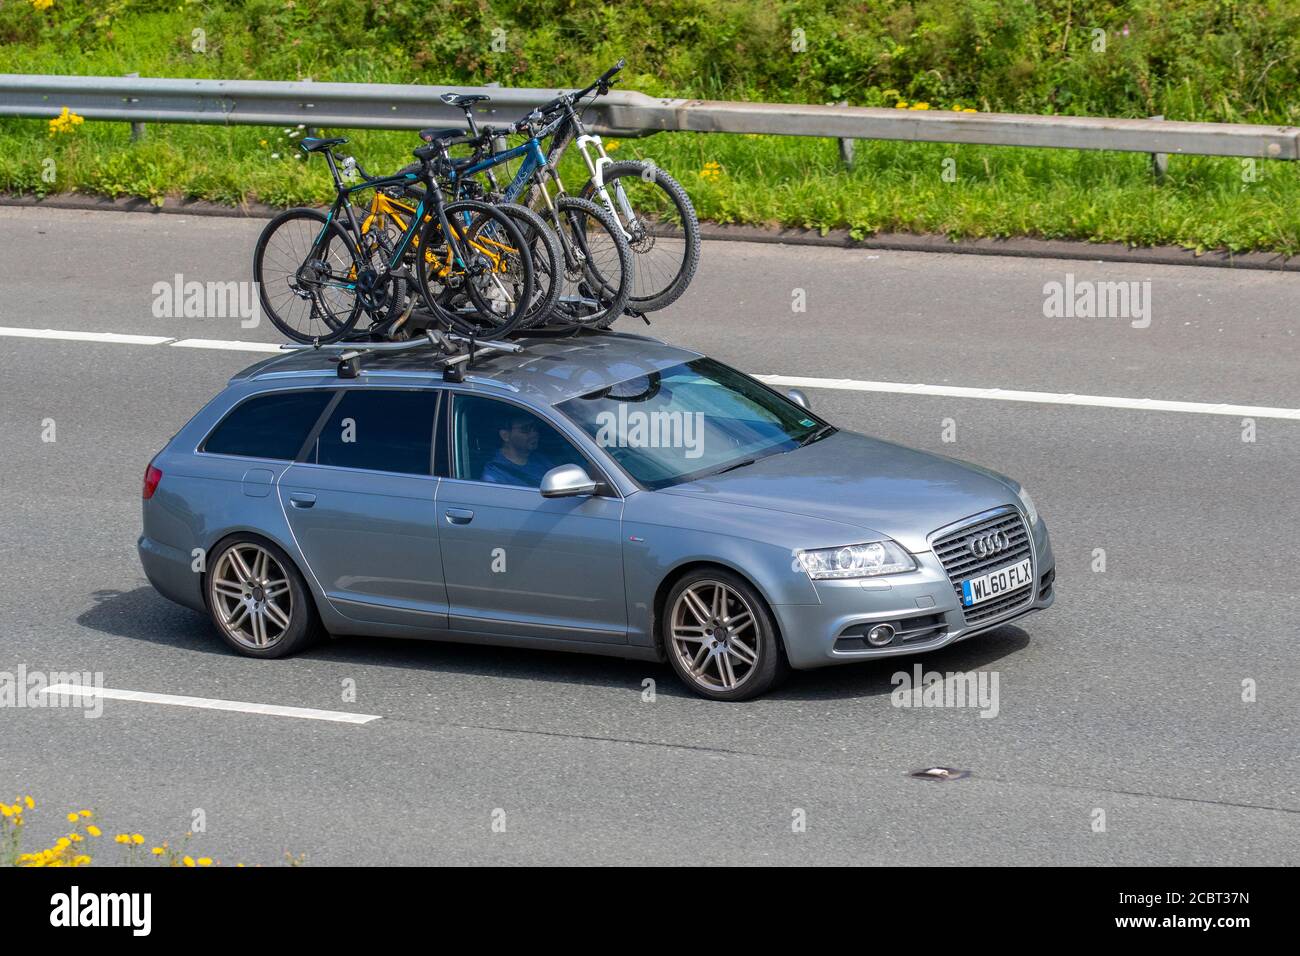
[{"xmin": 866, "ymin": 624, "xmax": 896, "ymax": 647}]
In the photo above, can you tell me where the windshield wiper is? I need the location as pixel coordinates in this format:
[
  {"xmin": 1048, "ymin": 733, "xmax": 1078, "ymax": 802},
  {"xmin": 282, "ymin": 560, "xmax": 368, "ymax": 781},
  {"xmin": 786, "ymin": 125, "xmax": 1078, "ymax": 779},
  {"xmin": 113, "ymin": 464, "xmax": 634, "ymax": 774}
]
[
  {"xmin": 797, "ymin": 424, "xmax": 836, "ymax": 447},
  {"xmin": 708, "ymin": 457, "xmax": 756, "ymax": 477}
]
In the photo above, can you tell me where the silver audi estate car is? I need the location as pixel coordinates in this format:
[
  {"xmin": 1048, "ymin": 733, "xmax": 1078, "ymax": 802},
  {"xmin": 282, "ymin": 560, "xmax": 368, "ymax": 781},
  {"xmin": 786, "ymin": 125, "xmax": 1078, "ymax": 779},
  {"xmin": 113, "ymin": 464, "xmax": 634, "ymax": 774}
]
[{"xmin": 139, "ymin": 331, "xmax": 1055, "ymax": 700}]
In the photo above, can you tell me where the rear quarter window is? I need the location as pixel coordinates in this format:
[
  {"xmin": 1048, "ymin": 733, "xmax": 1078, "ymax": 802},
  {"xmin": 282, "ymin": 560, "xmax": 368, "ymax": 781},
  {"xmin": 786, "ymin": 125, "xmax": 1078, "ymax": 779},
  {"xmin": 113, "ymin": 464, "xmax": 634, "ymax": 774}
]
[{"xmin": 202, "ymin": 390, "xmax": 332, "ymax": 461}]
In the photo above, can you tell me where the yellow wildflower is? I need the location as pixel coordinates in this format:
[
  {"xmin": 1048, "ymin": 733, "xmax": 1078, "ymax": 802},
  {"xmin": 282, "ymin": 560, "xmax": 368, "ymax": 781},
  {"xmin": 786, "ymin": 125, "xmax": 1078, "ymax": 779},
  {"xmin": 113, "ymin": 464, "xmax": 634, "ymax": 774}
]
[
  {"xmin": 86, "ymin": 825, "xmax": 101, "ymax": 837},
  {"xmin": 151, "ymin": 847, "xmax": 164, "ymax": 856},
  {"xmin": 910, "ymin": 102, "xmax": 930, "ymax": 110},
  {"xmin": 31, "ymin": 0, "xmax": 56, "ymax": 11},
  {"xmin": 24, "ymin": 796, "xmax": 34, "ymax": 810},
  {"xmin": 114, "ymin": 833, "xmax": 130, "ymax": 844},
  {"xmin": 131, "ymin": 834, "xmax": 144, "ymax": 845},
  {"xmin": 66, "ymin": 812, "xmax": 78, "ymax": 823},
  {"xmin": 894, "ymin": 101, "xmax": 908, "ymax": 109},
  {"xmin": 198, "ymin": 857, "xmax": 212, "ymax": 866},
  {"xmin": 183, "ymin": 856, "xmax": 195, "ymax": 867},
  {"xmin": 79, "ymin": 810, "xmax": 92, "ymax": 818}
]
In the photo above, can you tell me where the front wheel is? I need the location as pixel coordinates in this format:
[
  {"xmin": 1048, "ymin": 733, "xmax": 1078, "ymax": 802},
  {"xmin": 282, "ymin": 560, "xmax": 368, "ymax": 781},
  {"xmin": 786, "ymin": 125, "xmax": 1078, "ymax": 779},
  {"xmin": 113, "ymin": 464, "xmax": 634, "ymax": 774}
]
[
  {"xmin": 546, "ymin": 195, "xmax": 633, "ymax": 328},
  {"xmin": 415, "ymin": 200, "xmax": 535, "ymax": 338},
  {"xmin": 662, "ymin": 569, "xmax": 787, "ymax": 701},
  {"xmin": 580, "ymin": 160, "xmax": 701, "ymax": 313}
]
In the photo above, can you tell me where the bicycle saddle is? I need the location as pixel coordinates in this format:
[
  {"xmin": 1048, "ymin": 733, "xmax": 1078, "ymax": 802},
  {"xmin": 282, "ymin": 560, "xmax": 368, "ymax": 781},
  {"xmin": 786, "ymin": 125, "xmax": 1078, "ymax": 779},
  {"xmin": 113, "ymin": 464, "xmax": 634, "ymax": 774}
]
[
  {"xmin": 440, "ymin": 93, "xmax": 491, "ymax": 109},
  {"xmin": 298, "ymin": 136, "xmax": 347, "ymax": 153}
]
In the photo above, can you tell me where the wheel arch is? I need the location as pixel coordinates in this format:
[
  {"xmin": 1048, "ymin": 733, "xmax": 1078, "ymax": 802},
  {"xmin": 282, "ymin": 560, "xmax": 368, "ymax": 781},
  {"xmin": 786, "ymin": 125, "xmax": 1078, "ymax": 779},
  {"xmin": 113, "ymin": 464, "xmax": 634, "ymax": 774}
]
[{"xmin": 651, "ymin": 559, "xmax": 788, "ymax": 662}]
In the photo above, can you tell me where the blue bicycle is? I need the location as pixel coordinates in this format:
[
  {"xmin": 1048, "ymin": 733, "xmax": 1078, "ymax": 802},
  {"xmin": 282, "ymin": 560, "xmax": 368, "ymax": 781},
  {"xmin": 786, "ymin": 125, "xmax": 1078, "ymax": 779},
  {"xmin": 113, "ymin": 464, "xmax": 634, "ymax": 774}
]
[{"xmin": 402, "ymin": 96, "xmax": 634, "ymax": 327}]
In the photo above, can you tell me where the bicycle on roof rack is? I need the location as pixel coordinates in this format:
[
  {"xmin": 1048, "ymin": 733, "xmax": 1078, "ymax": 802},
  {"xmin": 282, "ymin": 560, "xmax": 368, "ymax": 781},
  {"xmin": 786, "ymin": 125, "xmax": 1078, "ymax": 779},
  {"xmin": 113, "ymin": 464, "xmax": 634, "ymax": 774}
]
[
  {"xmin": 396, "ymin": 94, "xmax": 635, "ymax": 329},
  {"xmin": 443, "ymin": 59, "xmax": 702, "ymax": 317},
  {"xmin": 252, "ymin": 133, "xmax": 535, "ymax": 344}
]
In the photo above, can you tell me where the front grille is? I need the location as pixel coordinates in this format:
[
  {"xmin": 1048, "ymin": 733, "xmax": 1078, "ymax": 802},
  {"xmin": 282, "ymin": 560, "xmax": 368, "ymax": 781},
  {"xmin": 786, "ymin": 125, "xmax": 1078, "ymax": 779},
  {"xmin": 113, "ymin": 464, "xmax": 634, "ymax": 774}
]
[{"xmin": 932, "ymin": 508, "xmax": 1034, "ymax": 625}]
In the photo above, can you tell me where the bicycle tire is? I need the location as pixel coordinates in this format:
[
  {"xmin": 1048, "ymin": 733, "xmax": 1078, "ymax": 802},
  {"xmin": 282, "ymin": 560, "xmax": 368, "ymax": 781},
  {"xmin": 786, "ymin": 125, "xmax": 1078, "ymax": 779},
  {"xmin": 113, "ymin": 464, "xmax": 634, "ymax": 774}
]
[
  {"xmin": 547, "ymin": 195, "xmax": 633, "ymax": 328},
  {"xmin": 253, "ymin": 208, "xmax": 365, "ymax": 343},
  {"xmin": 579, "ymin": 159, "xmax": 701, "ymax": 313},
  {"xmin": 414, "ymin": 199, "xmax": 535, "ymax": 339}
]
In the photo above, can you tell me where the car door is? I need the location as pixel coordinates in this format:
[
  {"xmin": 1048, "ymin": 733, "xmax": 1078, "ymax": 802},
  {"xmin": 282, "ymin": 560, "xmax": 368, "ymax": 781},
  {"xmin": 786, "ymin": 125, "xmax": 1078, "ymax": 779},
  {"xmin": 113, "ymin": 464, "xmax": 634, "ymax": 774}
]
[
  {"xmin": 277, "ymin": 387, "xmax": 447, "ymax": 628},
  {"xmin": 436, "ymin": 393, "xmax": 627, "ymax": 645}
]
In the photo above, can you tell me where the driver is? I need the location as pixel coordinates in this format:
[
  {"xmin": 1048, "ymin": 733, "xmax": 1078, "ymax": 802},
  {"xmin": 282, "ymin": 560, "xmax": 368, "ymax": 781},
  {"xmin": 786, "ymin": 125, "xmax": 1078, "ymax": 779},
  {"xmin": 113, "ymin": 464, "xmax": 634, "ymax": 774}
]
[{"xmin": 481, "ymin": 413, "xmax": 556, "ymax": 486}]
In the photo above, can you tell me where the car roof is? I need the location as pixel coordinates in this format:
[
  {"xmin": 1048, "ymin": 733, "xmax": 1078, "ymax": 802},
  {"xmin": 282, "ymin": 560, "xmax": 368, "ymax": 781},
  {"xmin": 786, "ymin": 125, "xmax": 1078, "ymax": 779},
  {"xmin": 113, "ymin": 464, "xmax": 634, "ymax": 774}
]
[{"xmin": 229, "ymin": 330, "xmax": 705, "ymax": 406}]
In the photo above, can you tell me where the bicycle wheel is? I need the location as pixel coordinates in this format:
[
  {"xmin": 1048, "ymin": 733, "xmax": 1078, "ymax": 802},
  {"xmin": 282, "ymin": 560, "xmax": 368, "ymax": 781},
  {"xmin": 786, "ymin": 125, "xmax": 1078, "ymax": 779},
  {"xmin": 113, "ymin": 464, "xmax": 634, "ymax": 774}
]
[
  {"xmin": 415, "ymin": 200, "xmax": 535, "ymax": 338},
  {"xmin": 580, "ymin": 160, "xmax": 701, "ymax": 313},
  {"xmin": 253, "ymin": 208, "xmax": 364, "ymax": 343},
  {"xmin": 547, "ymin": 195, "xmax": 632, "ymax": 328},
  {"xmin": 494, "ymin": 202, "xmax": 563, "ymax": 328}
]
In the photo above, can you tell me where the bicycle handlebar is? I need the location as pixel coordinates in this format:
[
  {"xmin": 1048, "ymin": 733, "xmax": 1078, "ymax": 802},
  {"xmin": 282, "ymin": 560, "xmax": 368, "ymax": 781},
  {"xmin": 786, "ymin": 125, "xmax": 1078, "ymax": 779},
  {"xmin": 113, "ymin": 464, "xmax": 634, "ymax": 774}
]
[{"xmin": 533, "ymin": 58, "xmax": 626, "ymax": 119}]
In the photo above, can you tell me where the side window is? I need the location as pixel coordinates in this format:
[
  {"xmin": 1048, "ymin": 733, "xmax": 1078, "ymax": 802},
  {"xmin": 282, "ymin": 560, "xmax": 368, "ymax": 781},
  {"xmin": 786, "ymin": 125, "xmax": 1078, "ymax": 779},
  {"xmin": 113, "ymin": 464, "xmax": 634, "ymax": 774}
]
[
  {"xmin": 308, "ymin": 389, "xmax": 438, "ymax": 476},
  {"xmin": 452, "ymin": 395, "xmax": 587, "ymax": 488},
  {"xmin": 203, "ymin": 390, "xmax": 331, "ymax": 461}
]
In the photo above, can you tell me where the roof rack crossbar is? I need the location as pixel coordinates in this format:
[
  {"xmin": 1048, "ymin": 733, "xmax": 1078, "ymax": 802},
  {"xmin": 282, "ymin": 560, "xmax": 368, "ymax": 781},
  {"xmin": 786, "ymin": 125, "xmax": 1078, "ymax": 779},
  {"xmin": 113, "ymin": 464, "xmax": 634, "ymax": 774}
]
[{"xmin": 278, "ymin": 330, "xmax": 523, "ymax": 379}]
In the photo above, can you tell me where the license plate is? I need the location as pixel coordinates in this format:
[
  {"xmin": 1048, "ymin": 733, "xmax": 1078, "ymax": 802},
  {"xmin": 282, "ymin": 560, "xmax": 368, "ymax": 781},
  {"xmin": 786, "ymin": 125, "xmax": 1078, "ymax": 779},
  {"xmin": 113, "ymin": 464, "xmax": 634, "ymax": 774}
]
[{"xmin": 961, "ymin": 558, "xmax": 1033, "ymax": 607}]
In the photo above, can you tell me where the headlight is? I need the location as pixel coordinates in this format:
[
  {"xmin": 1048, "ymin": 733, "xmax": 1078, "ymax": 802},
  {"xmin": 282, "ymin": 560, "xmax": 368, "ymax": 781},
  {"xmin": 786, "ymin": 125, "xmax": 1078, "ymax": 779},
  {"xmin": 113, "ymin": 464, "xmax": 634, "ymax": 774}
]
[
  {"xmin": 797, "ymin": 541, "xmax": 916, "ymax": 579},
  {"xmin": 1016, "ymin": 486, "xmax": 1039, "ymax": 526}
]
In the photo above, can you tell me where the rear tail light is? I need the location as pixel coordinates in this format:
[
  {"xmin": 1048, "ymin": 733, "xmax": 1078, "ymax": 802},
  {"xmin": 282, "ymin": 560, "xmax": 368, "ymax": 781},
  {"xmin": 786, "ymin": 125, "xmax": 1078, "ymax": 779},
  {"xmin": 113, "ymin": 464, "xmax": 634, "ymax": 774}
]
[{"xmin": 142, "ymin": 462, "xmax": 163, "ymax": 499}]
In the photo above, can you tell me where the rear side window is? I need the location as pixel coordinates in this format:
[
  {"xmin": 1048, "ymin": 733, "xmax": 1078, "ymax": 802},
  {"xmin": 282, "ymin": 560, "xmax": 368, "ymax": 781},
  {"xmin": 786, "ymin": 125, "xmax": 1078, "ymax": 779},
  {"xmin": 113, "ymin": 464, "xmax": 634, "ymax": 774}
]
[
  {"xmin": 308, "ymin": 389, "xmax": 438, "ymax": 475},
  {"xmin": 203, "ymin": 390, "xmax": 331, "ymax": 461}
]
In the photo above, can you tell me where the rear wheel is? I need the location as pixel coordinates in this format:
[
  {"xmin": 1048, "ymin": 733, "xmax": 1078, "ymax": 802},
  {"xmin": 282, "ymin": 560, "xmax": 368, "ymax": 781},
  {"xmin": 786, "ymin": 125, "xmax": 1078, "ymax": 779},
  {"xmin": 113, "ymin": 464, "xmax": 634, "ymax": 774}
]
[
  {"xmin": 662, "ymin": 569, "xmax": 787, "ymax": 701},
  {"xmin": 253, "ymin": 208, "xmax": 364, "ymax": 343},
  {"xmin": 206, "ymin": 535, "xmax": 320, "ymax": 659}
]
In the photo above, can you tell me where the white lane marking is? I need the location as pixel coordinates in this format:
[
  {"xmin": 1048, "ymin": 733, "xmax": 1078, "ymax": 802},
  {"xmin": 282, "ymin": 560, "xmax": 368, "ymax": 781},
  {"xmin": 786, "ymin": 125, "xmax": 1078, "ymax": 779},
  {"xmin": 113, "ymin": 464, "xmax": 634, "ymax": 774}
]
[
  {"xmin": 170, "ymin": 338, "xmax": 283, "ymax": 353},
  {"xmin": 0, "ymin": 326, "xmax": 173, "ymax": 345},
  {"xmin": 757, "ymin": 374, "xmax": 1300, "ymax": 421},
  {"xmin": 42, "ymin": 684, "xmax": 381, "ymax": 725},
  {"xmin": 3, "ymin": 323, "xmax": 1298, "ymax": 421}
]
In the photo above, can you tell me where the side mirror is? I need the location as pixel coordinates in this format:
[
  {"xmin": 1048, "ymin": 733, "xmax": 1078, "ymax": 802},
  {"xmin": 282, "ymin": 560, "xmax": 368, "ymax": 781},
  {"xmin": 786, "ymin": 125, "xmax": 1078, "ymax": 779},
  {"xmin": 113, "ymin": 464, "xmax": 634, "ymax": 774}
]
[
  {"xmin": 787, "ymin": 388, "xmax": 812, "ymax": 411},
  {"xmin": 540, "ymin": 464, "xmax": 598, "ymax": 498}
]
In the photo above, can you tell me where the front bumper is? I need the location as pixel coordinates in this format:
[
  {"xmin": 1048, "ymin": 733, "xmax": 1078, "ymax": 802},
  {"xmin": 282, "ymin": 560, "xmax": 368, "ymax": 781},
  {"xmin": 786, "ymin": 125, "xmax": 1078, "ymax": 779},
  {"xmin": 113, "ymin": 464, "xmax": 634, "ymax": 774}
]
[{"xmin": 773, "ymin": 520, "xmax": 1055, "ymax": 670}]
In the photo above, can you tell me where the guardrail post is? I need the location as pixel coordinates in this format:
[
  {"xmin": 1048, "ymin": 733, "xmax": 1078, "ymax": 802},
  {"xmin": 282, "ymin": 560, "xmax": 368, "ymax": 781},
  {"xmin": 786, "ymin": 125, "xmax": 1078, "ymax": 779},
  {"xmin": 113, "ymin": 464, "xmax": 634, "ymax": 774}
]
[
  {"xmin": 1150, "ymin": 115, "xmax": 1167, "ymax": 183},
  {"xmin": 837, "ymin": 101, "xmax": 855, "ymax": 169},
  {"xmin": 124, "ymin": 72, "xmax": 145, "ymax": 142}
]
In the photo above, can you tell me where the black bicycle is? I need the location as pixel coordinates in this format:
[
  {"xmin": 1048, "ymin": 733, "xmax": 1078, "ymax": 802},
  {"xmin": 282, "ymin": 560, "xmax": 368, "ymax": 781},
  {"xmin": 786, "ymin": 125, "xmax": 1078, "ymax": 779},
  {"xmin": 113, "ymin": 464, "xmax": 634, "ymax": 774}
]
[{"xmin": 253, "ymin": 135, "xmax": 534, "ymax": 342}]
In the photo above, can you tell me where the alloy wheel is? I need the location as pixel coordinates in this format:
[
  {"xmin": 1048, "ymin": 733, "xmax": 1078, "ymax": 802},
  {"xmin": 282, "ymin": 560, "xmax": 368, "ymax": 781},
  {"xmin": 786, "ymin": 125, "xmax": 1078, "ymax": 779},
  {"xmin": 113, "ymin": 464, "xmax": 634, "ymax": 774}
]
[
  {"xmin": 210, "ymin": 543, "xmax": 294, "ymax": 650},
  {"xmin": 669, "ymin": 580, "xmax": 760, "ymax": 692}
]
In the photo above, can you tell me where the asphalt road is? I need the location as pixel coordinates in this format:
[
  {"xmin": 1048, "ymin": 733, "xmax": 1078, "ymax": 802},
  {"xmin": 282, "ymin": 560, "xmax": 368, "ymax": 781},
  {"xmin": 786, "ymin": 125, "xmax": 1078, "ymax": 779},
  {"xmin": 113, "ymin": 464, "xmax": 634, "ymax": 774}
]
[{"xmin": 0, "ymin": 206, "xmax": 1296, "ymax": 866}]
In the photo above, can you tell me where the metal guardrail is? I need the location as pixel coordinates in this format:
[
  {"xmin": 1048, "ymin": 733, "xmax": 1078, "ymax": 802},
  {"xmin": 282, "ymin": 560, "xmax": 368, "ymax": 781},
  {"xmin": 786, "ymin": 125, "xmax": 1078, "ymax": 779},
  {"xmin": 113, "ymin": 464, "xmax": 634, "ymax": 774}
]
[{"xmin": 1, "ymin": 73, "xmax": 1297, "ymax": 160}]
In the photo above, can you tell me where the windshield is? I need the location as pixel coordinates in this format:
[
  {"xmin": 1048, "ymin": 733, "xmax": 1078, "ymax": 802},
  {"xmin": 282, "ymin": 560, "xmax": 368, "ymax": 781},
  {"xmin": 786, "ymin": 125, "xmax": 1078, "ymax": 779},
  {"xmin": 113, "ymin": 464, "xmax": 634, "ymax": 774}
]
[{"xmin": 556, "ymin": 358, "xmax": 834, "ymax": 490}]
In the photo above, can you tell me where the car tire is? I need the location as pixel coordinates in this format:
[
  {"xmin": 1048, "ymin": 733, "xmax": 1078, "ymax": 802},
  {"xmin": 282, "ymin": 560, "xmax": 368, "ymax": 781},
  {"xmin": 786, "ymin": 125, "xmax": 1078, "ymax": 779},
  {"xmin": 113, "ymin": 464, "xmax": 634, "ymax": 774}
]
[
  {"xmin": 661, "ymin": 568, "xmax": 787, "ymax": 701},
  {"xmin": 205, "ymin": 535, "xmax": 320, "ymax": 659}
]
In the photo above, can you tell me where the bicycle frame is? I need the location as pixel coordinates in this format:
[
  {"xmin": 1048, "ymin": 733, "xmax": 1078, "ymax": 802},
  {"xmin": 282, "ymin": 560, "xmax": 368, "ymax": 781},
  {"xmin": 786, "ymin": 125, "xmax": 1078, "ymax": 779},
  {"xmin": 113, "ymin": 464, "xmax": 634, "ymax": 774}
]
[{"xmin": 545, "ymin": 107, "xmax": 637, "ymax": 242}]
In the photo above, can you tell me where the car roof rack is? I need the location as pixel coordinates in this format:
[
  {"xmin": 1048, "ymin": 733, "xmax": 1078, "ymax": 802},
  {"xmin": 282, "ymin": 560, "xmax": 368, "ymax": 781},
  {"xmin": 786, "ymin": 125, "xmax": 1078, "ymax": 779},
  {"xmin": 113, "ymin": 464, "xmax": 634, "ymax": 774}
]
[{"xmin": 279, "ymin": 329, "xmax": 524, "ymax": 382}]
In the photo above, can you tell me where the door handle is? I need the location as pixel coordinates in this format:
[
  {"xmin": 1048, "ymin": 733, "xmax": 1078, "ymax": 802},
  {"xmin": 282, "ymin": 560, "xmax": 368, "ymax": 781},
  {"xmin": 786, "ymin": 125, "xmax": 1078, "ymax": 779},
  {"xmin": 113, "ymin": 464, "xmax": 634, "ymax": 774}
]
[
  {"xmin": 444, "ymin": 508, "xmax": 474, "ymax": 524},
  {"xmin": 289, "ymin": 493, "xmax": 317, "ymax": 509}
]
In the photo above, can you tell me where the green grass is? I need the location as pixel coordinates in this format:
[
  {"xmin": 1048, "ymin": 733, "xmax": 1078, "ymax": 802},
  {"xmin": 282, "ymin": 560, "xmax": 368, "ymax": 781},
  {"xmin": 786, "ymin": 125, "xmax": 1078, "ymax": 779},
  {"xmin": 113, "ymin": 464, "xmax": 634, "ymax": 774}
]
[{"xmin": 2, "ymin": 0, "xmax": 1298, "ymax": 252}]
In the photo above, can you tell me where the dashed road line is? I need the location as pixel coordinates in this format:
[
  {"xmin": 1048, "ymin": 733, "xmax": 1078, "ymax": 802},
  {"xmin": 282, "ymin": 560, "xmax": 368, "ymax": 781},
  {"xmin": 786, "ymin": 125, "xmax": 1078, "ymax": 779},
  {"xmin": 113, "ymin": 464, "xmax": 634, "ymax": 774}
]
[{"xmin": 42, "ymin": 683, "xmax": 381, "ymax": 725}]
